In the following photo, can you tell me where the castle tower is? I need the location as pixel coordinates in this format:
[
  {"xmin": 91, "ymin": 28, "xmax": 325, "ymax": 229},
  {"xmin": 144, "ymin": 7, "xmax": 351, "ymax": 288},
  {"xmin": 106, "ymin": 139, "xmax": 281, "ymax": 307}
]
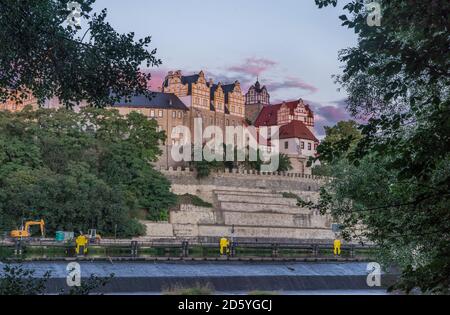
[{"xmin": 245, "ymin": 78, "xmax": 270, "ymax": 124}]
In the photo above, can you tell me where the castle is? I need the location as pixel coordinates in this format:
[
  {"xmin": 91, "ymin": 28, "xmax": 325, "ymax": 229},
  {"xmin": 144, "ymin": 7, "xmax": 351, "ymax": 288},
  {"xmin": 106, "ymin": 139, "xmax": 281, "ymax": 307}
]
[
  {"xmin": 1, "ymin": 70, "xmax": 320, "ymax": 174},
  {"xmin": 245, "ymin": 78, "xmax": 319, "ymax": 173}
]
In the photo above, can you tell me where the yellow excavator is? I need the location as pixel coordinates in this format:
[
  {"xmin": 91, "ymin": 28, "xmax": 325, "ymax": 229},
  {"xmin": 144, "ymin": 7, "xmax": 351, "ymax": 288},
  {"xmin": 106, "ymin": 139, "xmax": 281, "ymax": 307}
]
[{"xmin": 10, "ymin": 220, "xmax": 45, "ymax": 239}]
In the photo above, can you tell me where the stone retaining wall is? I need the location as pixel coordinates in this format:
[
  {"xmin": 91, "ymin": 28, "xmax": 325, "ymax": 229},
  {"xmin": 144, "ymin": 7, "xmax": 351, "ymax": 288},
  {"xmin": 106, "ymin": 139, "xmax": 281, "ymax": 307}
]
[
  {"xmin": 222, "ymin": 212, "xmax": 331, "ymax": 229},
  {"xmin": 140, "ymin": 171, "xmax": 336, "ymax": 241},
  {"xmin": 141, "ymin": 221, "xmax": 174, "ymax": 238},
  {"xmin": 197, "ymin": 225, "xmax": 335, "ymax": 240},
  {"xmin": 170, "ymin": 204, "xmax": 216, "ymax": 225}
]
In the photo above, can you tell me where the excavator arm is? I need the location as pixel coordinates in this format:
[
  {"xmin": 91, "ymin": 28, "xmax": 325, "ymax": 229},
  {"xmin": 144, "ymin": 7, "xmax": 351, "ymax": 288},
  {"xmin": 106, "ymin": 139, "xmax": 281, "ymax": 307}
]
[
  {"xmin": 24, "ymin": 220, "xmax": 45, "ymax": 236},
  {"xmin": 11, "ymin": 219, "xmax": 45, "ymax": 238}
]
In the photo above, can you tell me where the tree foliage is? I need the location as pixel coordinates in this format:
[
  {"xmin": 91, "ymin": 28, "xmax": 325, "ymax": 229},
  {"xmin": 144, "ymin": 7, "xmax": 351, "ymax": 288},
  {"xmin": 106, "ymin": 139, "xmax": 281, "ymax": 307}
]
[
  {"xmin": 0, "ymin": 265, "xmax": 50, "ymax": 295},
  {"xmin": 0, "ymin": 264, "xmax": 114, "ymax": 295},
  {"xmin": 191, "ymin": 145, "xmax": 292, "ymax": 178},
  {"xmin": 0, "ymin": 0, "xmax": 161, "ymax": 107},
  {"xmin": 0, "ymin": 107, "xmax": 176, "ymax": 237},
  {"xmin": 310, "ymin": 120, "xmax": 362, "ymax": 176},
  {"xmin": 315, "ymin": 0, "xmax": 450, "ymax": 293}
]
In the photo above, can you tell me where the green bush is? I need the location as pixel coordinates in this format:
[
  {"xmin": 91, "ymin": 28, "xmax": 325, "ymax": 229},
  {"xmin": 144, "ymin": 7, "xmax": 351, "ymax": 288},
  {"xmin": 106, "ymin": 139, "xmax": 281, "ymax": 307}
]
[{"xmin": 176, "ymin": 194, "xmax": 213, "ymax": 208}]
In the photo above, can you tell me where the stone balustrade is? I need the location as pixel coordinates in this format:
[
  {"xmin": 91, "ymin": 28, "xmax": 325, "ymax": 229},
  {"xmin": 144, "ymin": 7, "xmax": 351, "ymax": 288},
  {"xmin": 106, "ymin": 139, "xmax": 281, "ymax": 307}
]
[{"xmin": 159, "ymin": 166, "xmax": 330, "ymax": 181}]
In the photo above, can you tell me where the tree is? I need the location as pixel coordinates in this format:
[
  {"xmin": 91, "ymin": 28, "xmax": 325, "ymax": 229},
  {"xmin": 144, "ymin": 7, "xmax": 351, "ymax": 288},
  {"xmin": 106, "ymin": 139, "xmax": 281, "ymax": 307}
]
[
  {"xmin": 63, "ymin": 273, "xmax": 114, "ymax": 295},
  {"xmin": 244, "ymin": 147, "xmax": 292, "ymax": 173},
  {"xmin": 191, "ymin": 145, "xmax": 293, "ymax": 178},
  {"xmin": 0, "ymin": 107, "xmax": 176, "ymax": 237},
  {"xmin": 317, "ymin": 120, "xmax": 362, "ymax": 161},
  {"xmin": 311, "ymin": 120, "xmax": 362, "ymax": 176},
  {"xmin": 191, "ymin": 159, "xmax": 223, "ymax": 179},
  {"xmin": 0, "ymin": 0, "xmax": 160, "ymax": 107},
  {"xmin": 315, "ymin": 0, "xmax": 450, "ymax": 293},
  {"xmin": 0, "ymin": 264, "xmax": 114, "ymax": 295},
  {"xmin": 0, "ymin": 265, "xmax": 50, "ymax": 295}
]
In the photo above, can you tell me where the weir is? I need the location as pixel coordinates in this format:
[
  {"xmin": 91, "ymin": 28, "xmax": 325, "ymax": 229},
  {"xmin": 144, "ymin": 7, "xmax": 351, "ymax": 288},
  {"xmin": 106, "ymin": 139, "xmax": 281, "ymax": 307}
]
[{"xmin": 0, "ymin": 261, "xmax": 398, "ymax": 294}]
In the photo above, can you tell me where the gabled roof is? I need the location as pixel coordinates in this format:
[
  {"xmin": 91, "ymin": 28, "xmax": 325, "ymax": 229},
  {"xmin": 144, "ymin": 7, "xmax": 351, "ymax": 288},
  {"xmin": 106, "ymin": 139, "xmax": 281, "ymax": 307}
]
[
  {"xmin": 162, "ymin": 73, "xmax": 201, "ymax": 92},
  {"xmin": 221, "ymin": 83, "xmax": 236, "ymax": 94},
  {"xmin": 181, "ymin": 74, "xmax": 200, "ymax": 85},
  {"xmin": 210, "ymin": 83, "xmax": 223, "ymax": 100},
  {"xmin": 113, "ymin": 92, "xmax": 188, "ymax": 110},
  {"xmin": 221, "ymin": 83, "xmax": 238, "ymax": 103},
  {"xmin": 279, "ymin": 120, "xmax": 319, "ymax": 142},
  {"xmin": 254, "ymin": 100, "xmax": 314, "ymax": 127}
]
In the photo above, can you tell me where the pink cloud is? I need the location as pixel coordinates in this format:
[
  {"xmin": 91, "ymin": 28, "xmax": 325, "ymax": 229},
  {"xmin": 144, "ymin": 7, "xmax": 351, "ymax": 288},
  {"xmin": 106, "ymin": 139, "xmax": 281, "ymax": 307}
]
[
  {"xmin": 228, "ymin": 57, "xmax": 277, "ymax": 76},
  {"xmin": 302, "ymin": 99, "xmax": 353, "ymax": 136},
  {"xmin": 316, "ymin": 105, "xmax": 350, "ymax": 122},
  {"xmin": 144, "ymin": 68, "xmax": 168, "ymax": 91},
  {"xmin": 267, "ymin": 77, "xmax": 318, "ymax": 94}
]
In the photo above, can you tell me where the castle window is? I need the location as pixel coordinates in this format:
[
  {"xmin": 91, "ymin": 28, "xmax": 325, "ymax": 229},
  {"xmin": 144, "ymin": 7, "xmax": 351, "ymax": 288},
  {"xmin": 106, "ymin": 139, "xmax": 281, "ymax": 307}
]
[
  {"xmin": 308, "ymin": 143, "xmax": 312, "ymax": 150},
  {"xmin": 301, "ymin": 141, "xmax": 305, "ymax": 149},
  {"xmin": 150, "ymin": 110, "xmax": 155, "ymax": 117},
  {"xmin": 158, "ymin": 110, "xmax": 163, "ymax": 118},
  {"xmin": 178, "ymin": 111, "xmax": 182, "ymax": 119},
  {"xmin": 284, "ymin": 141, "xmax": 289, "ymax": 150},
  {"xmin": 172, "ymin": 111, "xmax": 176, "ymax": 118}
]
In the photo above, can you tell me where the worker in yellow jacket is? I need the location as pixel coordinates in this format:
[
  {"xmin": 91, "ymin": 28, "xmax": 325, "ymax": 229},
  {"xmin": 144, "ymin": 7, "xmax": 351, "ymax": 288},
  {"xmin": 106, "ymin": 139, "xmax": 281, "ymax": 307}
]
[
  {"xmin": 334, "ymin": 238, "xmax": 341, "ymax": 256},
  {"xmin": 220, "ymin": 237, "xmax": 230, "ymax": 256},
  {"xmin": 76, "ymin": 233, "xmax": 89, "ymax": 255}
]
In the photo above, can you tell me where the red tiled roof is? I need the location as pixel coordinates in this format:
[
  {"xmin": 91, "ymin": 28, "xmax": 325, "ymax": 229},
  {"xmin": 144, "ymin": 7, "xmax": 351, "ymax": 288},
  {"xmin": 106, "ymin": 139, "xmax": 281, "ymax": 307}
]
[
  {"xmin": 254, "ymin": 100, "xmax": 314, "ymax": 127},
  {"xmin": 279, "ymin": 120, "xmax": 319, "ymax": 142}
]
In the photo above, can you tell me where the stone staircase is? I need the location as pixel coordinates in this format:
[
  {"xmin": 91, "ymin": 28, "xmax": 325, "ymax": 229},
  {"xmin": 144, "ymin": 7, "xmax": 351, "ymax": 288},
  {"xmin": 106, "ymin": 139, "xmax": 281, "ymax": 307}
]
[
  {"xmin": 143, "ymin": 186, "xmax": 335, "ymax": 241},
  {"xmin": 190, "ymin": 187, "xmax": 335, "ymax": 241}
]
